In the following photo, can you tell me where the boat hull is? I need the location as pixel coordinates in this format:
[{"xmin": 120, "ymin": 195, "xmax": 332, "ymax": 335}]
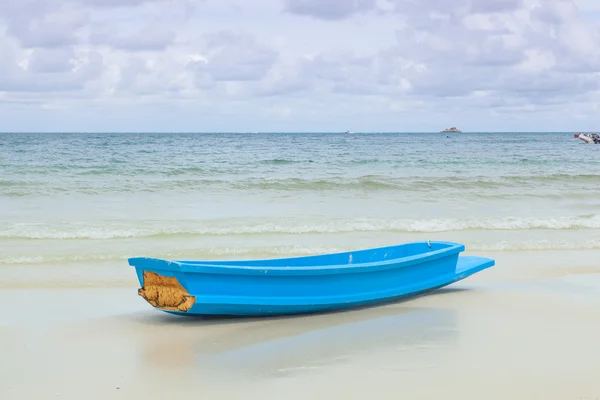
[
  {"xmin": 574, "ymin": 133, "xmax": 600, "ymax": 144},
  {"xmin": 128, "ymin": 241, "xmax": 494, "ymax": 317}
]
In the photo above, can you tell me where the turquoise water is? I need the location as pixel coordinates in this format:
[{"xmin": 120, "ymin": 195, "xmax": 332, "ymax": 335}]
[{"xmin": 1, "ymin": 132, "xmax": 599, "ymax": 285}]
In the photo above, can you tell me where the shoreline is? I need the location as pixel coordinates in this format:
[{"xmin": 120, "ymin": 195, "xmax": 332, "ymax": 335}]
[{"xmin": 2, "ymin": 248, "xmax": 600, "ymax": 290}]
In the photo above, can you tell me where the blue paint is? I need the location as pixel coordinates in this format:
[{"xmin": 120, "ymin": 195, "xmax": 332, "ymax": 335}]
[{"xmin": 128, "ymin": 241, "xmax": 494, "ymax": 316}]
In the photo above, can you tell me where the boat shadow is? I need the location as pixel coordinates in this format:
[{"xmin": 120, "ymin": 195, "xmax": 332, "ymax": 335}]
[{"xmin": 130, "ymin": 287, "xmax": 470, "ymax": 375}]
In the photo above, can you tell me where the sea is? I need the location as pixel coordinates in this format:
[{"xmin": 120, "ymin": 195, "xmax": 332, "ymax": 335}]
[{"xmin": 1, "ymin": 131, "xmax": 599, "ymax": 288}]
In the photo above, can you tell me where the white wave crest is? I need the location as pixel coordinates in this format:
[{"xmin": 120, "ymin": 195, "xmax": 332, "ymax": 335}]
[
  {"xmin": 3, "ymin": 240, "xmax": 600, "ymax": 266},
  {"xmin": 2, "ymin": 214, "xmax": 600, "ymax": 240}
]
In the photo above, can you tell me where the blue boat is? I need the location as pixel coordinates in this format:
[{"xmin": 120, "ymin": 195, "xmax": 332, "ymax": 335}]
[{"xmin": 128, "ymin": 241, "xmax": 494, "ymax": 317}]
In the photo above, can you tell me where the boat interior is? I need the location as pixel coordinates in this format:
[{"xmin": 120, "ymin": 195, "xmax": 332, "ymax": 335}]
[{"xmin": 174, "ymin": 241, "xmax": 462, "ymax": 267}]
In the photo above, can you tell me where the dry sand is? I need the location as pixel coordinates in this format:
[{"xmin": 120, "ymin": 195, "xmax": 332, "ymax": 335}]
[{"xmin": 2, "ymin": 250, "xmax": 600, "ymax": 400}]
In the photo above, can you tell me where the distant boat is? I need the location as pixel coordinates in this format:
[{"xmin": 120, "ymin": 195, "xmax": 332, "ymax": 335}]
[
  {"xmin": 128, "ymin": 240, "xmax": 494, "ymax": 317},
  {"xmin": 574, "ymin": 133, "xmax": 600, "ymax": 144},
  {"xmin": 441, "ymin": 127, "xmax": 462, "ymax": 133}
]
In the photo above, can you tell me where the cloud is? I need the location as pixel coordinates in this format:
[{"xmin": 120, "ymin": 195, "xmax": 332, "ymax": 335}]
[
  {"xmin": 27, "ymin": 47, "xmax": 77, "ymax": 73},
  {"xmin": 90, "ymin": 24, "xmax": 177, "ymax": 51},
  {"xmin": 0, "ymin": 40, "xmax": 104, "ymax": 92},
  {"xmin": 282, "ymin": 0, "xmax": 377, "ymax": 20},
  {"xmin": 190, "ymin": 31, "xmax": 279, "ymax": 82},
  {"xmin": 0, "ymin": 2, "xmax": 88, "ymax": 48},
  {"xmin": 1, "ymin": 0, "xmax": 600, "ymax": 132}
]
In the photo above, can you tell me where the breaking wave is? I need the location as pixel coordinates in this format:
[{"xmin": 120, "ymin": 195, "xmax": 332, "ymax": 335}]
[
  {"xmin": 3, "ymin": 239, "xmax": 600, "ymax": 265},
  {"xmin": 2, "ymin": 214, "xmax": 600, "ymax": 240}
]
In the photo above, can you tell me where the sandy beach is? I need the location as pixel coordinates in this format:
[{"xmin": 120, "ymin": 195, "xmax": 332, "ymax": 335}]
[{"xmin": 2, "ymin": 250, "xmax": 600, "ymax": 400}]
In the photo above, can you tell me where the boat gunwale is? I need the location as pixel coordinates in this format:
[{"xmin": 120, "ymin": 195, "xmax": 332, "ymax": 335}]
[
  {"xmin": 128, "ymin": 241, "xmax": 465, "ymax": 276},
  {"xmin": 158, "ymin": 256, "xmax": 494, "ymax": 307}
]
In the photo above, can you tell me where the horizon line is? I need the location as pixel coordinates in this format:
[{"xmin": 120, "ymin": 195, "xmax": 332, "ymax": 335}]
[{"xmin": 0, "ymin": 130, "xmax": 586, "ymax": 134}]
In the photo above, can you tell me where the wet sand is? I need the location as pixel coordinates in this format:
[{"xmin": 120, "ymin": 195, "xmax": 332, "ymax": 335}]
[{"xmin": 2, "ymin": 251, "xmax": 600, "ymax": 399}]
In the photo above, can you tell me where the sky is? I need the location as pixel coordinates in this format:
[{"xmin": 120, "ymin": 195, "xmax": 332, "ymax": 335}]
[{"xmin": 1, "ymin": 0, "xmax": 600, "ymax": 132}]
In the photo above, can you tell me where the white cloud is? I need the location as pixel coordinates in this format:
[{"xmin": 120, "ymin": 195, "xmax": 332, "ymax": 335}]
[{"xmin": 0, "ymin": 0, "xmax": 599, "ymax": 132}]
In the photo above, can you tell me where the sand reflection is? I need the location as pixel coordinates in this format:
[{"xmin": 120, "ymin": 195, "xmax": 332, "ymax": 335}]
[{"xmin": 136, "ymin": 291, "xmax": 460, "ymax": 377}]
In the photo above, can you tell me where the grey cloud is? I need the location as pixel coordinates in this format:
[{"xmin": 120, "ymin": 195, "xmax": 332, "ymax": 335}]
[
  {"xmin": 2, "ymin": 5, "xmax": 88, "ymax": 48},
  {"xmin": 556, "ymin": 55, "xmax": 600, "ymax": 74},
  {"xmin": 253, "ymin": 0, "xmax": 600, "ymax": 108},
  {"xmin": 90, "ymin": 25, "xmax": 176, "ymax": 51},
  {"xmin": 1, "ymin": 0, "xmax": 599, "ymax": 116},
  {"xmin": 297, "ymin": 53, "xmax": 389, "ymax": 94},
  {"xmin": 247, "ymin": 60, "xmax": 313, "ymax": 97},
  {"xmin": 390, "ymin": 0, "xmax": 523, "ymax": 15},
  {"xmin": 28, "ymin": 47, "xmax": 76, "ymax": 73},
  {"xmin": 0, "ymin": 0, "xmax": 165, "ymax": 10},
  {"xmin": 529, "ymin": 1, "xmax": 577, "ymax": 25},
  {"xmin": 390, "ymin": 0, "xmax": 467, "ymax": 18},
  {"xmin": 0, "ymin": 46, "xmax": 104, "ymax": 92},
  {"xmin": 207, "ymin": 0, "xmax": 600, "ymax": 108},
  {"xmin": 500, "ymin": 71, "xmax": 600, "ymax": 97},
  {"xmin": 116, "ymin": 57, "xmax": 151, "ymax": 92},
  {"xmin": 83, "ymin": 0, "xmax": 165, "ymax": 7},
  {"xmin": 463, "ymin": 37, "xmax": 527, "ymax": 66},
  {"xmin": 191, "ymin": 31, "xmax": 278, "ymax": 82},
  {"xmin": 402, "ymin": 63, "xmax": 495, "ymax": 98},
  {"xmin": 282, "ymin": 0, "xmax": 377, "ymax": 20},
  {"xmin": 469, "ymin": 0, "xmax": 524, "ymax": 14},
  {"xmin": 0, "ymin": 0, "xmax": 183, "ymax": 49},
  {"xmin": 251, "ymin": 50, "xmax": 414, "ymax": 99},
  {"xmin": 386, "ymin": 0, "xmax": 600, "ymax": 99},
  {"xmin": 114, "ymin": 55, "xmax": 189, "ymax": 96}
]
